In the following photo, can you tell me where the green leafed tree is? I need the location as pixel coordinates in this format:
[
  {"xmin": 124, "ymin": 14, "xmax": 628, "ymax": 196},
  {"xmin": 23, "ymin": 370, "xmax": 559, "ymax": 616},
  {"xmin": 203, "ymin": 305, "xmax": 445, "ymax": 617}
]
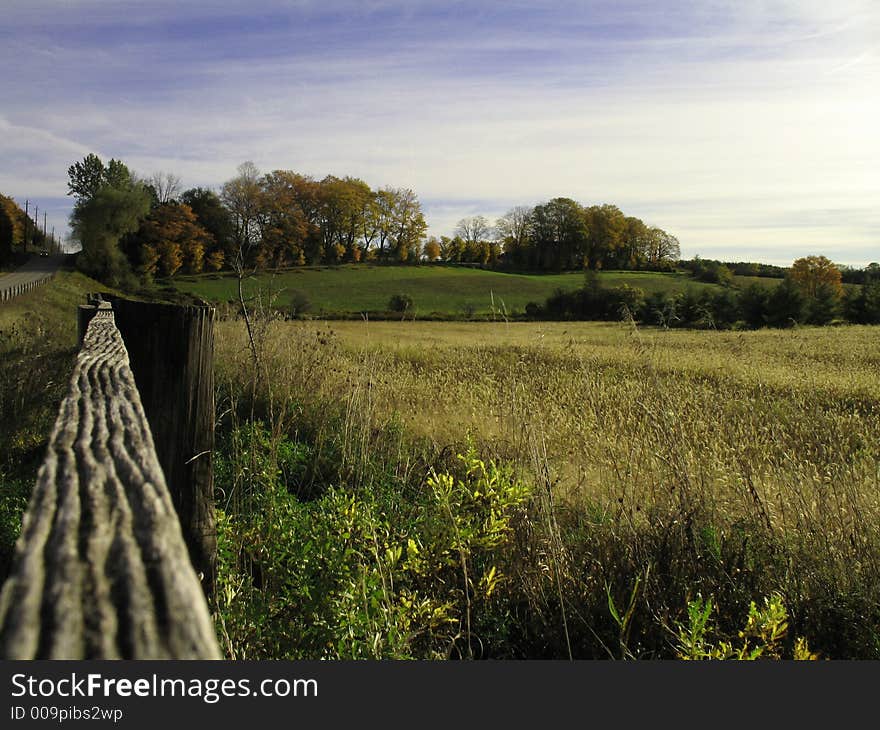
[
  {"xmin": 530, "ymin": 197, "xmax": 589, "ymax": 270},
  {"xmin": 68, "ymin": 154, "xmax": 152, "ymax": 287},
  {"xmin": 72, "ymin": 184, "xmax": 152, "ymax": 287}
]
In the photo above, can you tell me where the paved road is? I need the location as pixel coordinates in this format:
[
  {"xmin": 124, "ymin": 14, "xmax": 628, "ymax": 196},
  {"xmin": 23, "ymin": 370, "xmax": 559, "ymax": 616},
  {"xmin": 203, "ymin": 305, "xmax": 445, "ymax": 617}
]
[{"xmin": 0, "ymin": 255, "xmax": 64, "ymax": 303}]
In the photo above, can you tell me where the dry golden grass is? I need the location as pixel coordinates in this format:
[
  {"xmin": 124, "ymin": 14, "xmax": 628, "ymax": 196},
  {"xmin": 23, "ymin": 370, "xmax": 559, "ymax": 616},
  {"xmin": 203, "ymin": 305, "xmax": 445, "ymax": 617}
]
[
  {"xmin": 213, "ymin": 315, "xmax": 880, "ymax": 656},
  {"xmin": 216, "ymin": 319, "xmax": 880, "ymax": 546}
]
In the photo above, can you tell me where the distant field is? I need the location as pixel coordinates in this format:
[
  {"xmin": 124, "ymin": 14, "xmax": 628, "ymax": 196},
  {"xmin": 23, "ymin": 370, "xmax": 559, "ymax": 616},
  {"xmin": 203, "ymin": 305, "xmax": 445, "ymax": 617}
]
[
  {"xmin": 731, "ymin": 274, "xmax": 783, "ymax": 289},
  {"xmin": 171, "ymin": 265, "xmax": 724, "ymax": 316}
]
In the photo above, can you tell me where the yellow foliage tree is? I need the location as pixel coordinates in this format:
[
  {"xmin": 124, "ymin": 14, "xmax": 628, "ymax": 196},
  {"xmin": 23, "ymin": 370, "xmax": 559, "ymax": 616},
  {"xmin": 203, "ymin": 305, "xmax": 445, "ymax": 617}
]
[
  {"xmin": 157, "ymin": 239, "xmax": 183, "ymax": 277},
  {"xmin": 789, "ymin": 255, "xmax": 842, "ymax": 298},
  {"xmin": 424, "ymin": 237, "xmax": 441, "ymax": 261},
  {"xmin": 132, "ymin": 202, "xmax": 213, "ymax": 277}
]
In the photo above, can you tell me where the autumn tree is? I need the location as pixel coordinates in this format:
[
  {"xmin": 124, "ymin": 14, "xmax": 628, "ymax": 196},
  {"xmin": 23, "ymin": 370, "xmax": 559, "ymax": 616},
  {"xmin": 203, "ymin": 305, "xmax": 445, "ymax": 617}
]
[
  {"xmin": 373, "ymin": 187, "xmax": 426, "ymax": 262},
  {"xmin": 0, "ymin": 194, "xmax": 25, "ymax": 264},
  {"xmin": 68, "ymin": 154, "xmax": 134, "ymax": 203},
  {"xmin": 259, "ymin": 170, "xmax": 313, "ymax": 267},
  {"xmin": 583, "ymin": 204, "xmax": 626, "ymax": 269},
  {"xmin": 620, "ymin": 216, "xmax": 650, "ymax": 268},
  {"xmin": 128, "ymin": 203, "xmax": 213, "ymax": 278},
  {"xmin": 181, "ymin": 187, "xmax": 234, "ymax": 270},
  {"xmin": 319, "ymin": 176, "xmax": 373, "ymax": 262},
  {"xmin": 789, "ymin": 255, "xmax": 843, "ymax": 299},
  {"xmin": 423, "ymin": 237, "xmax": 441, "ymax": 261}
]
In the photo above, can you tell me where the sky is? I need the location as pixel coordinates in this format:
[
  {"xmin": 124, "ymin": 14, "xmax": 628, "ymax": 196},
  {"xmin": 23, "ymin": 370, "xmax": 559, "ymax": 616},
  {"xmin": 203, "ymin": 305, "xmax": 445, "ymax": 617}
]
[{"xmin": 1, "ymin": 0, "xmax": 878, "ymax": 266}]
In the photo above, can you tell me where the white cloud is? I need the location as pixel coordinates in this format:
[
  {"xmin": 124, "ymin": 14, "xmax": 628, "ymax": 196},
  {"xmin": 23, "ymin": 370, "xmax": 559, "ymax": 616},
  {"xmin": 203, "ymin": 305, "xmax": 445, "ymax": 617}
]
[{"xmin": 1, "ymin": 1, "xmax": 878, "ymax": 264}]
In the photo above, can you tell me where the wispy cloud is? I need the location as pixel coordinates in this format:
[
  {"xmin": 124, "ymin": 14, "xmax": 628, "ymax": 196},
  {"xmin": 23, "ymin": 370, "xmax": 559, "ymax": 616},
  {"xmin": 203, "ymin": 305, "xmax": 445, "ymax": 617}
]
[{"xmin": 2, "ymin": 0, "xmax": 878, "ymax": 264}]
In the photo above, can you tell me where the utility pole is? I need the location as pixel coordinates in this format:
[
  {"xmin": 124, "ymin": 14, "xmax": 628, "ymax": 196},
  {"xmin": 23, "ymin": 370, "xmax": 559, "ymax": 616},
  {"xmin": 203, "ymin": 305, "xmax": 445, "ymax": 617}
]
[
  {"xmin": 32, "ymin": 205, "xmax": 38, "ymax": 251},
  {"xmin": 24, "ymin": 200, "xmax": 29, "ymax": 254},
  {"xmin": 44, "ymin": 211, "xmax": 47, "ymax": 245}
]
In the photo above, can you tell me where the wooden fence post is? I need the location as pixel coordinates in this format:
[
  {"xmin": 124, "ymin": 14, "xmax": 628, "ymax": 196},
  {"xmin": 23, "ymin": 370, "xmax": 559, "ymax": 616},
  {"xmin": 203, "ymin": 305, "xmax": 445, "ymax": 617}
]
[
  {"xmin": 108, "ymin": 298, "xmax": 217, "ymax": 599},
  {"xmin": 0, "ymin": 302, "xmax": 220, "ymax": 658}
]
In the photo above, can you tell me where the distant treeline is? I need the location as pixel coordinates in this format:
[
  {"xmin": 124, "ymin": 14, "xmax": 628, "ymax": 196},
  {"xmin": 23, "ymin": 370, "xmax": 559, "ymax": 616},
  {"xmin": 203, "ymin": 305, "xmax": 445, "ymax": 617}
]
[
  {"xmin": 432, "ymin": 201, "xmax": 681, "ymax": 272},
  {"xmin": 66, "ymin": 155, "xmax": 430, "ymax": 286},
  {"xmin": 65, "ymin": 153, "xmax": 687, "ymax": 286},
  {"xmin": 63, "ymin": 153, "xmax": 878, "ymax": 300},
  {"xmin": 531, "ymin": 258, "xmax": 880, "ymax": 328},
  {"xmin": 679, "ymin": 257, "xmax": 787, "ymax": 284}
]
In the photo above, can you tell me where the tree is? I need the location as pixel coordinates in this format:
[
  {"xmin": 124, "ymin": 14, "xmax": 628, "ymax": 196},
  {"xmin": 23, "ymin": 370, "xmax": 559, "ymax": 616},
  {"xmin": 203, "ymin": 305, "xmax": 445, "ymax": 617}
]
[
  {"xmin": 388, "ymin": 293, "xmax": 413, "ymax": 313},
  {"xmin": 0, "ymin": 194, "xmax": 25, "ymax": 263},
  {"xmin": 67, "ymin": 153, "xmax": 107, "ymax": 201},
  {"xmin": 844, "ymin": 280, "xmax": 880, "ymax": 324},
  {"xmin": 378, "ymin": 187, "xmax": 427, "ymax": 262},
  {"xmin": 424, "ymin": 237, "xmax": 441, "ymax": 261},
  {"xmin": 454, "ymin": 215, "xmax": 492, "ymax": 248},
  {"xmin": 765, "ymin": 277, "xmax": 806, "ymax": 328},
  {"xmin": 645, "ymin": 227, "xmax": 680, "ymax": 265},
  {"xmin": 149, "ymin": 171, "xmax": 182, "ymax": 204},
  {"xmin": 67, "ymin": 153, "xmax": 136, "ymax": 203},
  {"xmin": 738, "ymin": 284, "xmax": 770, "ymax": 328},
  {"xmin": 583, "ymin": 204, "xmax": 626, "ymax": 269},
  {"xmin": 181, "ymin": 187, "xmax": 235, "ymax": 266},
  {"xmin": 620, "ymin": 216, "xmax": 650, "ymax": 268},
  {"xmin": 128, "ymin": 203, "xmax": 213, "ymax": 278},
  {"xmin": 221, "ymin": 161, "xmax": 263, "ymax": 271},
  {"xmin": 807, "ymin": 282, "xmax": 841, "ymax": 325},
  {"xmin": 72, "ymin": 184, "xmax": 152, "ymax": 286},
  {"xmin": 221, "ymin": 161, "xmax": 266, "ymax": 367},
  {"xmin": 495, "ymin": 205, "xmax": 533, "ymax": 267},
  {"xmin": 318, "ymin": 175, "xmax": 373, "ymax": 262},
  {"xmin": 529, "ymin": 198, "xmax": 588, "ymax": 270},
  {"xmin": 789, "ymin": 255, "xmax": 843, "ymax": 299},
  {"xmin": 256, "ymin": 171, "xmax": 323, "ymax": 264},
  {"xmin": 259, "ymin": 170, "xmax": 312, "ymax": 267},
  {"xmin": 68, "ymin": 154, "xmax": 151, "ymax": 287}
]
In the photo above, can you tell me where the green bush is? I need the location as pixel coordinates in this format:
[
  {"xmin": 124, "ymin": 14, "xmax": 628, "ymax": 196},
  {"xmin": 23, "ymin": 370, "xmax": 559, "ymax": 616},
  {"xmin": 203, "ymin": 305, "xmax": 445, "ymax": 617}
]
[
  {"xmin": 214, "ymin": 426, "xmax": 533, "ymax": 659},
  {"xmin": 289, "ymin": 289, "xmax": 312, "ymax": 318},
  {"xmin": 388, "ymin": 293, "xmax": 414, "ymax": 313}
]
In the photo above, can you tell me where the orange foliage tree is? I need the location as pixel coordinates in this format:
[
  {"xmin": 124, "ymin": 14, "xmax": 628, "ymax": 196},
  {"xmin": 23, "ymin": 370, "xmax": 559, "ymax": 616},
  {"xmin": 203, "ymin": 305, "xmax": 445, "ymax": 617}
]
[
  {"xmin": 789, "ymin": 255, "xmax": 843, "ymax": 298},
  {"xmin": 132, "ymin": 203, "xmax": 213, "ymax": 277}
]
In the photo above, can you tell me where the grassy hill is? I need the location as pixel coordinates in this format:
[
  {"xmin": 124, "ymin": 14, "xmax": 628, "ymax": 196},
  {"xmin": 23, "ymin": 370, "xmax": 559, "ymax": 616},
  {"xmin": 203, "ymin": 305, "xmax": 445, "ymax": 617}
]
[{"xmin": 171, "ymin": 265, "xmax": 730, "ymax": 317}]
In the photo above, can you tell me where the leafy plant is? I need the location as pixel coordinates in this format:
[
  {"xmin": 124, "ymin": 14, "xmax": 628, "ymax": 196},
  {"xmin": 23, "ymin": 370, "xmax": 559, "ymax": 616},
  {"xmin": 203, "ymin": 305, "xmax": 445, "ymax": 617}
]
[{"xmin": 675, "ymin": 593, "xmax": 818, "ymax": 660}]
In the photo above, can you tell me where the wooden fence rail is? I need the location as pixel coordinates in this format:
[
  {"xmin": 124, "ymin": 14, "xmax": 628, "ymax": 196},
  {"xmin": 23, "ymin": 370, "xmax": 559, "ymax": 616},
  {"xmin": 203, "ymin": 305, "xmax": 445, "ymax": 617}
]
[
  {"xmin": 0, "ymin": 300, "xmax": 221, "ymax": 659},
  {"xmin": 0, "ymin": 272, "xmax": 55, "ymax": 302}
]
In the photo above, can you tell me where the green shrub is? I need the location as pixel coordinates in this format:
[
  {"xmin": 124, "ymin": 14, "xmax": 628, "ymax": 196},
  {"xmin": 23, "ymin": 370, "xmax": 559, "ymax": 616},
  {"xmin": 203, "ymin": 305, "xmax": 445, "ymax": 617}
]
[
  {"xmin": 388, "ymin": 293, "xmax": 414, "ymax": 313},
  {"xmin": 289, "ymin": 289, "xmax": 312, "ymax": 318}
]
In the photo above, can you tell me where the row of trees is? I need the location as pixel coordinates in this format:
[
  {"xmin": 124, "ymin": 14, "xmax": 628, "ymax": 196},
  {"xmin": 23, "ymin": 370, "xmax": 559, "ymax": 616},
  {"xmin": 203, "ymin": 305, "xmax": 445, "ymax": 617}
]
[
  {"xmin": 533, "ymin": 256, "xmax": 880, "ymax": 328},
  {"xmin": 68, "ymin": 153, "xmax": 689, "ymax": 287},
  {"xmin": 68, "ymin": 155, "xmax": 432, "ymax": 285},
  {"xmin": 221, "ymin": 163, "xmax": 428, "ymax": 269},
  {"xmin": 439, "ymin": 200, "xmax": 681, "ymax": 271}
]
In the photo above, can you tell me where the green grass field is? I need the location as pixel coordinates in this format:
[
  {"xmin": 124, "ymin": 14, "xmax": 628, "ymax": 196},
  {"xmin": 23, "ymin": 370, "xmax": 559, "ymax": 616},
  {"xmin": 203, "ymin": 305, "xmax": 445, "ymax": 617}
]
[{"xmin": 171, "ymin": 265, "xmax": 727, "ymax": 316}]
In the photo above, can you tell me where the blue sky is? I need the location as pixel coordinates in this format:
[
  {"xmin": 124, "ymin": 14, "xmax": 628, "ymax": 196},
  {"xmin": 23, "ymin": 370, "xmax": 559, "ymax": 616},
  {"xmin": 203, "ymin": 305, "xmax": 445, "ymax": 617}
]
[{"xmin": 2, "ymin": 0, "xmax": 878, "ymax": 265}]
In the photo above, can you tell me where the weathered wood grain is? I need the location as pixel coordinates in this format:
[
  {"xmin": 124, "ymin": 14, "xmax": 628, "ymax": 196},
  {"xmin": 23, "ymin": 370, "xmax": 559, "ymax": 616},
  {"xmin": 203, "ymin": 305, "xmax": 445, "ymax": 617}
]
[
  {"xmin": 110, "ymin": 298, "xmax": 217, "ymax": 598},
  {"xmin": 0, "ymin": 303, "xmax": 221, "ymax": 659}
]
